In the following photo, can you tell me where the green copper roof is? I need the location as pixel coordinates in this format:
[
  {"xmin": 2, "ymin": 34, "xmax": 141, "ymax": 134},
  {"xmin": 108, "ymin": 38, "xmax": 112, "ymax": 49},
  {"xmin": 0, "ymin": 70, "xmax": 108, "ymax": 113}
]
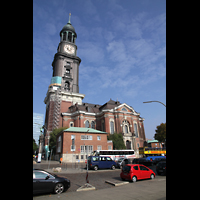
[
  {"xmin": 147, "ymin": 140, "xmax": 159, "ymax": 143},
  {"xmin": 60, "ymin": 13, "xmax": 77, "ymax": 37},
  {"xmin": 64, "ymin": 127, "xmax": 107, "ymax": 134}
]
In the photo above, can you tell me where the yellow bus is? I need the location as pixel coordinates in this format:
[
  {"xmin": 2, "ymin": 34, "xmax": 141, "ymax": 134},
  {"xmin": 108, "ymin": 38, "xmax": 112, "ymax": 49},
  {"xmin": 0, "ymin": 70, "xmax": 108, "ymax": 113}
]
[{"xmin": 139, "ymin": 147, "xmax": 166, "ymax": 156}]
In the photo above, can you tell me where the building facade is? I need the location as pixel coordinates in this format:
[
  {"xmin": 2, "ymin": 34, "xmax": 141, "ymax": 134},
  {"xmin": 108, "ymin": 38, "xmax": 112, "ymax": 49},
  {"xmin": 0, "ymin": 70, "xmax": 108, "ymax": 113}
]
[
  {"xmin": 44, "ymin": 14, "xmax": 146, "ymax": 158},
  {"xmin": 56, "ymin": 127, "xmax": 112, "ymax": 162}
]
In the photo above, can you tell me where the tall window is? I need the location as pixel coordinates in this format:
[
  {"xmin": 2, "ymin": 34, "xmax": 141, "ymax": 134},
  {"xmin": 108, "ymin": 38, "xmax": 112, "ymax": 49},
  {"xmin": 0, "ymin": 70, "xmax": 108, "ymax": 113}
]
[
  {"xmin": 63, "ymin": 32, "xmax": 66, "ymax": 41},
  {"xmin": 122, "ymin": 120, "xmax": 130, "ymax": 134},
  {"xmin": 110, "ymin": 121, "xmax": 114, "ymax": 134},
  {"xmin": 134, "ymin": 123, "xmax": 138, "ymax": 137},
  {"xmin": 85, "ymin": 120, "xmax": 89, "ymax": 128},
  {"xmin": 91, "ymin": 121, "xmax": 95, "ymax": 129},
  {"xmin": 64, "ymin": 81, "xmax": 70, "ymax": 90},
  {"xmin": 71, "ymin": 135, "xmax": 75, "ymax": 151},
  {"xmin": 80, "ymin": 145, "xmax": 93, "ymax": 153},
  {"xmin": 68, "ymin": 32, "xmax": 72, "ymax": 42},
  {"xmin": 124, "ymin": 125, "xmax": 128, "ymax": 134}
]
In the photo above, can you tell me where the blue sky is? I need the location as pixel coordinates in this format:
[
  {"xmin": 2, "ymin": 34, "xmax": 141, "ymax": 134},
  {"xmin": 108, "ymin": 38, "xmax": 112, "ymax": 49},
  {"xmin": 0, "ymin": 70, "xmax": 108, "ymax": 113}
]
[{"xmin": 33, "ymin": 0, "xmax": 166, "ymax": 140}]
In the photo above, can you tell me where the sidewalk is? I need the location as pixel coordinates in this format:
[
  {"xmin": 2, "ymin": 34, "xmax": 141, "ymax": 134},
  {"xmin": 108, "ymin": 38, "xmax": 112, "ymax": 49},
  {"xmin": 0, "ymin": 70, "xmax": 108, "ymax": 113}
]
[
  {"xmin": 33, "ymin": 176, "xmax": 166, "ymax": 200},
  {"xmin": 33, "ymin": 160, "xmax": 121, "ymax": 174}
]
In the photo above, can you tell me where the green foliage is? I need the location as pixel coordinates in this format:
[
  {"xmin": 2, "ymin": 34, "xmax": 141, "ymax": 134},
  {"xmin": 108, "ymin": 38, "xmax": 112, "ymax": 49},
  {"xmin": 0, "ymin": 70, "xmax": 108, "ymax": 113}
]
[
  {"xmin": 107, "ymin": 133, "xmax": 126, "ymax": 150},
  {"xmin": 154, "ymin": 123, "xmax": 166, "ymax": 145},
  {"xmin": 49, "ymin": 127, "xmax": 67, "ymax": 154},
  {"xmin": 33, "ymin": 138, "xmax": 38, "ymax": 153}
]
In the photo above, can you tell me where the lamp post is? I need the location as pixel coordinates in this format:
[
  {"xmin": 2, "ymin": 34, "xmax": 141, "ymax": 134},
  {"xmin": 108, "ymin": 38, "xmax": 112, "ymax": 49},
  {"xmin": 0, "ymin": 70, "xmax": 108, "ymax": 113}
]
[{"xmin": 143, "ymin": 101, "xmax": 166, "ymax": 107}]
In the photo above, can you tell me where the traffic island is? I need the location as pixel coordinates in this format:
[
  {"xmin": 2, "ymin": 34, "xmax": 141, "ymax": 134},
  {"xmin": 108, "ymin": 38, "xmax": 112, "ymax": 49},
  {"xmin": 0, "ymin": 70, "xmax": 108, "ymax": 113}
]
[
  {"xmin": 105, "ymin": 180, "xmax": 129, "ymax": 186},
  {"xmin": 76, "ymin": 183, "xmax": 96, "ymax": 192}
]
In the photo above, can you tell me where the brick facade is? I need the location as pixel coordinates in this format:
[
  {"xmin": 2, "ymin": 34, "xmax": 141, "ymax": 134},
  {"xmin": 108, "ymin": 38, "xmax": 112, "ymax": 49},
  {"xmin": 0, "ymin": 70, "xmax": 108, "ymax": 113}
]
[{"xmin": 55, "ymin": 127, "xmax": 112, "ymax": 162}]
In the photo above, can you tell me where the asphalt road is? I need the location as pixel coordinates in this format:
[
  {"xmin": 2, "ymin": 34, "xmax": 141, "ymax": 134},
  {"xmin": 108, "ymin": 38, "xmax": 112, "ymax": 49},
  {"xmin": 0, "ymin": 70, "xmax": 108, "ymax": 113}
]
[
  {"xmin": 33, "ymin": 168, "xmax": 166, "ymax": 200},
  {"xmin": 33, "ymin": 164, "xmax": 166, "ymax": 197}
]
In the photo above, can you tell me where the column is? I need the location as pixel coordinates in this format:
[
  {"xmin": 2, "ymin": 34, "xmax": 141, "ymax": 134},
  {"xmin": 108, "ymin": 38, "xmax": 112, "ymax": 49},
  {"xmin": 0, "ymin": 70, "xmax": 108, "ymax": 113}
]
[{"xmin": 60, "ymin": 32, "xmax": 63, "ymax": 41}]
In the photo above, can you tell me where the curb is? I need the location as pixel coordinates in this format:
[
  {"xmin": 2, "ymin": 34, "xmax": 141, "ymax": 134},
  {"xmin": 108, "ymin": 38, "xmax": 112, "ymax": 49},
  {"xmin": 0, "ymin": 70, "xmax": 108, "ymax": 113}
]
[
  {"xmin": 105, "ymin": 180, "xmax": 129, "ymax": 186},
  {"xmin": 76, "ymin": 183, "xmax": 96, "ymax": 192}
]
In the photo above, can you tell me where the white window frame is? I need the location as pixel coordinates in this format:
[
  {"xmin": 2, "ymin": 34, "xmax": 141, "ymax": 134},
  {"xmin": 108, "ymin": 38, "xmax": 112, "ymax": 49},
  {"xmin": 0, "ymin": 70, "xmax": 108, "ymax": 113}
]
[
  {"xmin": 97, "ymin": 145, "xmax": 102, "ymax": 150},
  {"xmin": 81, "ymin": 135, "xmax": 93, "ymax": 140},
  {"xmin": 97, "ymin": 136, "xmax": 101, "ymax": 140}
]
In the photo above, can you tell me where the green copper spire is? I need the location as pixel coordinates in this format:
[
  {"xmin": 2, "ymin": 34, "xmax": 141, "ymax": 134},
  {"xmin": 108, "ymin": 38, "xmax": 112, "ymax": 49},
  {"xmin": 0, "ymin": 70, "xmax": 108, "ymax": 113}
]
[{"xmin": 68, "ymin": 13, "xmax": 71, "ymax": 24}]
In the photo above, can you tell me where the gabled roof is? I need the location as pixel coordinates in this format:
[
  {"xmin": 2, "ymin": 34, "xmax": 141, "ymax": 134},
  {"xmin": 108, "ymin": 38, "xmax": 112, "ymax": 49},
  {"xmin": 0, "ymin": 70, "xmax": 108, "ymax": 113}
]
[{"xmin": 64, "ymin": 127, "xmax": 107, "ymax": 134}]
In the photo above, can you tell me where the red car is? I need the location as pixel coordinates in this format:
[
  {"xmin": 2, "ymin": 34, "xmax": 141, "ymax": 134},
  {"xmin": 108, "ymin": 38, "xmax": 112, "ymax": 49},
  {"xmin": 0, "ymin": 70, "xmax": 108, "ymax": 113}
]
[{"xmin": 120, "ymin": 164, "xmax": 156, "ymax": 182}]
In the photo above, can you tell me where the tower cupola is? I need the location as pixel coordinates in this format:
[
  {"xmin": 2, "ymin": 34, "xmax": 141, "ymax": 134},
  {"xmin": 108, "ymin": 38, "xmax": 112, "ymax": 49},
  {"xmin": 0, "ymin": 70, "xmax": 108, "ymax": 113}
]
[{"xmin": 60, "ymin": 13, "xmax": 77, "ymax": 43}]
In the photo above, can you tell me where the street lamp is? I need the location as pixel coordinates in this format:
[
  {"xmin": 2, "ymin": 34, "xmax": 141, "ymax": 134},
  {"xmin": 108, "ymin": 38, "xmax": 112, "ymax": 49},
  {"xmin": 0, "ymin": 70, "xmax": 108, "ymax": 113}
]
[{"xmin": 143, "ymin": 101, "xmax": 166, "ymax": 107}]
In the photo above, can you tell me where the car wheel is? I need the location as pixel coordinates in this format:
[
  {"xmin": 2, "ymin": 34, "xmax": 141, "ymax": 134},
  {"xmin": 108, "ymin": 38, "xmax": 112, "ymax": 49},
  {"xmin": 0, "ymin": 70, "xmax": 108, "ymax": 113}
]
[
  {"xmin": 54, "ymin": 183, "xmax": 64, "ymax": 194},
  {"xmin": 111, "ymin": 165, "xmax": 115, "ymax": 170},
  {"xmin": 150, "ymin": 174, "xmax": 155, "ymax": 179},
  {"xmin": 132, "ymin": 176, "xmax": 137, "ymax": 183},
  {"xmin": 94, "ymin": 165, "xmax": 98, "ymax": 171}
]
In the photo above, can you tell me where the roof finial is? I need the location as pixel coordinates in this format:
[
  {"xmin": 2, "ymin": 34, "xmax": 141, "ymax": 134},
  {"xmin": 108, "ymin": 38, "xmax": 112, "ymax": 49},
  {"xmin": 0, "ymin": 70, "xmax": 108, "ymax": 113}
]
[{"xmin": 68, "ymin": 12, "xmax": 71, "ymax": 24}]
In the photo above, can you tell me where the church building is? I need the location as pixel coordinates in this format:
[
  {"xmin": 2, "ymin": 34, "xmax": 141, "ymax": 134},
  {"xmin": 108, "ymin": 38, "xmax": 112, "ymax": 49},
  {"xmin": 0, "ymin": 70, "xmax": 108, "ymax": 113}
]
[{"xmin": 43, "ymin": 14, "xmax": 146, "ymax": 160}]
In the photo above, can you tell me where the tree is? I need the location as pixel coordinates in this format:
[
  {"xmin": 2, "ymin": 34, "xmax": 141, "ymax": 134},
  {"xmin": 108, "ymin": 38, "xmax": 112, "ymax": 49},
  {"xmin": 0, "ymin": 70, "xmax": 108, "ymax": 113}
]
[
  {"xmin": 154, "ymin": 123, "xmax": 166, "ymax": 146},
  {"xmin": 49, "ymin": 127, "xmax": 68, "ymax": 154},
  {"xmin": 107, "ymin": 133, "xmax": 126, "ymax": 150},
  {"xmin": 33, "ymin": 138, "xmax": 38, "ymax": 154}
]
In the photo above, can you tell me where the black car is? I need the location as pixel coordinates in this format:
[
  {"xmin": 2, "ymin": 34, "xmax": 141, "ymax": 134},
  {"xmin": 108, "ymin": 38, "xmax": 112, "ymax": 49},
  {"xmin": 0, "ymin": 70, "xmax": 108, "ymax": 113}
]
[
  {"xmin": 156, "ymin": 161, "xmax": 166, "ymax": 175},
  {"xmin": 132, "ymin": 158, "xmax": 153, "ymax": 166},
  {"xmin": 33, "ymin": 169, "xmax": 70, "ymax": 195}
]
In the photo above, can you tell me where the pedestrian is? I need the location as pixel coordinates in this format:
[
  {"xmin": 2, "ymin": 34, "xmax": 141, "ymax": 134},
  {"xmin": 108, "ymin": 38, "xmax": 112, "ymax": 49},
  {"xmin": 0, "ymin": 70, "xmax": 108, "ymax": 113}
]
[{"xmin": 60, "ymin": 157, "xmax": 63, "ymax": 164}]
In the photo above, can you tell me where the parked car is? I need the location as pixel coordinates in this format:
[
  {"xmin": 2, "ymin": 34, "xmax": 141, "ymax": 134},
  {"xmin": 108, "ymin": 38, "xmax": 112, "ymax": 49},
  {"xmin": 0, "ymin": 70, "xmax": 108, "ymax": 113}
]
[
  {"xmin": 33, "ymin": 169, "xmax": 70, "ymax": 195},
  {"xmin": 120, "ymin": 164, "xmax": 156, "ymax": 182},
  {"xmin": 132, "ymin": 158, "xmax": 153, "ymax": 166},
  {"xmin": 153, "ymin": 157, "xmax": 166, "ymax": 165},
  {"xmin": 116, "ymin": 158, "xmax": 131, "ymax": 168},
  {"xmin": 87, "ymin": 156, "xmax": 117, "ymax": 170},
  {"xmin": 156, "ymin": 161, "xmax": 166, "ymax": 175}
]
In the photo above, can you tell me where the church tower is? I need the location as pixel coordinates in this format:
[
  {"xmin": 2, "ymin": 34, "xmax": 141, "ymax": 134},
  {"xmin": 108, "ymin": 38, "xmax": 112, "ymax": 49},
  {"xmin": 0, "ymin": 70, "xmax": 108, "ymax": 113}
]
[
  {"xmin": 44, "ymin": 14, "xmax": 85, "ymax": 152},
  {"xmin": 52, "ymin": 13, "xmax": 80, "ymax": 93}
]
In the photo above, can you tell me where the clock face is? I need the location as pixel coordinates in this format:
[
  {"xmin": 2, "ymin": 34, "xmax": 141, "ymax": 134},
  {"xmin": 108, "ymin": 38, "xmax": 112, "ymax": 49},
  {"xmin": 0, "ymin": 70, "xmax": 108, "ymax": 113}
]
[{"xmin": 64, "ymin": 44, "xmax": 75, "ymax": 54}]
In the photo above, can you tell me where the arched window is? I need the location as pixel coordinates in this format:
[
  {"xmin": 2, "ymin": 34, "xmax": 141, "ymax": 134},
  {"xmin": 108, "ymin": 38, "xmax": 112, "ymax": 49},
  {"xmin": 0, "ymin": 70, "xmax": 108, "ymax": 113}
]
[
  {"xmin": 91, "ymin": 121, "xmax": 95, "ymax": 129},
  {"xmin": 124, "ymin": 125, "xmax": 128, "ymax": 134},
  {"xmin": 85, "ymin": 120, "xmax": 89, "ymax": 128},
  {"xmin": 122, "ymin": 120, "xmax": 130, "ymax": 134},
  {"xmin": 110, "ymin": 121, "xmax": 114, "ymax": 134},
  {"xmin": 64, "ymin": 81, "xmax": 70, "ymax": 90},
  {"xmin": 134, "ymin": 123, "xmax": 138, "ymax": 137}
]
